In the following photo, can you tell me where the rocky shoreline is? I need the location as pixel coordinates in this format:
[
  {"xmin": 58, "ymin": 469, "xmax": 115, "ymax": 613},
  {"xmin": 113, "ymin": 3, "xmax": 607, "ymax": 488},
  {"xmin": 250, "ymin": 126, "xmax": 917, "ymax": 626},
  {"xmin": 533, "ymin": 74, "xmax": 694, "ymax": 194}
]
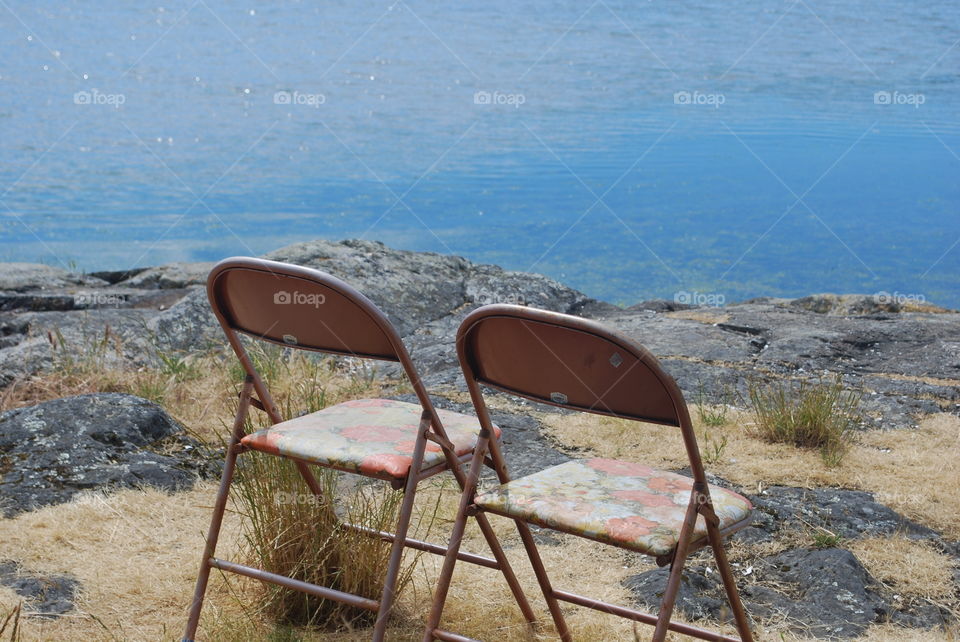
[
  {"xmin": 1, "ymin": 239, "xmax": 959, "ymax": 638},
  {"xmin": 2, "ymin": 239, "xmax": 958, "ymax": 427}
]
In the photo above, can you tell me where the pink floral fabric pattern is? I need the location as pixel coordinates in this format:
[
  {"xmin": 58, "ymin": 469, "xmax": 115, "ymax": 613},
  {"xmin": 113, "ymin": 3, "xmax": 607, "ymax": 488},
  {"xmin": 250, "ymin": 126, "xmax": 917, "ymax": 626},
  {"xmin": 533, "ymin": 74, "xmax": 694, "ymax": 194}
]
[
  {"xmin": 474, "ymin": 458, "xmax": 751, "ymax": 556},
  {"xmin": 241, "ymin": 399, "xmax": 497, "ymax": 479}
]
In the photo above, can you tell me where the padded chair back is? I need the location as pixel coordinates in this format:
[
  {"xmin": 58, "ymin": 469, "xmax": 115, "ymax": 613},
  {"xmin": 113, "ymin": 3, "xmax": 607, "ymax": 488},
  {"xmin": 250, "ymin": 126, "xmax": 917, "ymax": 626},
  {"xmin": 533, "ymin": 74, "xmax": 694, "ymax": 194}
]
[
  {"xmin": 206, "ymin": 257, "xmax": 440, "ymax": 423},
  {"xmin": 457, "ymin": 304, "xmax": 689, "ymax": 427},
  {"xmin": 207, "ymin": 257, "xmax": 404, "ymax": 361}
]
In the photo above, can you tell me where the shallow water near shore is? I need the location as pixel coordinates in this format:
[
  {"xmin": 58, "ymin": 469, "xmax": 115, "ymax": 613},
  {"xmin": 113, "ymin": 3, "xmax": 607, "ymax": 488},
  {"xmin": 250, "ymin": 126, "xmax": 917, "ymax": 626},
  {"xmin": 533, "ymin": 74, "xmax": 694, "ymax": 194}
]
[{"xmin": 1, "ymin": 2, "xmax": 958, "ymax": 306}]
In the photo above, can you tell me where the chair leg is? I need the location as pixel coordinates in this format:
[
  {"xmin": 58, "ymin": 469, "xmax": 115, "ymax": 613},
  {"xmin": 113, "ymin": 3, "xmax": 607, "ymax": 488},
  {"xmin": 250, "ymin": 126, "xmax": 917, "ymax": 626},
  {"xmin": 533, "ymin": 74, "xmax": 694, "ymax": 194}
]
[
  {"xmin": 474, "ymin": 512, "xmax": 539, "ymax": 626},
  {"xmin": 650, "ymin": 551, "xmax": 690, "ymax": 642},
  {"xmin": 423, "ymin": 438, "xmax": 491, "ymax": 641},
  {"xmin": 513, "ymin": 521, "xmax": 572, "ymax": 642},
  {"xmin": 707, "ymin": 525, "xmax": 753, "ymax": 642},
  {"xmin": 183, "ymin": 377, "xmax": 254, "ymax": 641},
  {"xmin": 182, "ymin": 442, "xmax": 241, "ymax": 641},
  {"xmin": 372, "ymin": 420, "xmax": 432, "ymax": 642},
  {"xmin": 652, "ymin": 503, "xmax": 701, "ymax": 642}
]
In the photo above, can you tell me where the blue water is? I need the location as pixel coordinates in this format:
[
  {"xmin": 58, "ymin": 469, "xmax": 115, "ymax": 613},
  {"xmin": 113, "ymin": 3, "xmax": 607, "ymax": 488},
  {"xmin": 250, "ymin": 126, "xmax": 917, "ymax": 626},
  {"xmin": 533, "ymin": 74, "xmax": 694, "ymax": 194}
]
[{"xmin": 1, "ymin": 1, "xmax": 958, "ymax": 306}]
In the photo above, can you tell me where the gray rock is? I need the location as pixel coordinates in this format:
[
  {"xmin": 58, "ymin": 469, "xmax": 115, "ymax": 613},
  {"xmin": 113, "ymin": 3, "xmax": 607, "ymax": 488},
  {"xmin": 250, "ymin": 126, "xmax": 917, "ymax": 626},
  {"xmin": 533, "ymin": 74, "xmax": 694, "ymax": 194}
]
[
  {"xmin": 626, "ymin": 547, "xmax": 946, "ymax": 639},
  {"xmin": 0, "ymin": 561, "xmax": 78, "ymax": 616},
  {"xmin": 265, "ymin": 239, "xmax": 589, "ymax": 337},
  {"xmin": 0, "ymin": 394, "xmax": 211, "ymax": 516},
  {"xmin": 147, "ymin": 287, "xmax": 222, "ymax": 354},
  {"xmin": 87, "ymin": 267, "xmax": 149, "ymax": 284},
  {"xmin": 751, "ymin": 548, "xmax": 943, "ymax": 637},
  {"xmin": 623, "ymin": 564, "xmax": 727, "ymax": 622},
  {"xmin": 0, "ymin": 287, "xmax": 187, "ymax": 313},
  {"xmin": 627, "ymin": 299, "xmax": 693, "ymax": 313},
  {"xmin": 2, "ymin": 239, "xmax": 959, "ymax": 431},
  {"xmin": 590, "ymin": 300, "xmax": 960, "ymax": 428},
  {"xmin": 0, "ymin": 306, "xmax": 163, "ymax": 387},
  {"xmin": 150, "ymin": 239, "xmax": 590, "ymax": 357},
  {"xmin": 747, "ymin": 486, "xmax": 937, "ymax": 540},
  {"xmin": 116, "ymin": 262, "xmax": 214, "ymax": 290},
  {"xmin": 0, "ymin": 263, "xmax": 106, "ymax": 292}
]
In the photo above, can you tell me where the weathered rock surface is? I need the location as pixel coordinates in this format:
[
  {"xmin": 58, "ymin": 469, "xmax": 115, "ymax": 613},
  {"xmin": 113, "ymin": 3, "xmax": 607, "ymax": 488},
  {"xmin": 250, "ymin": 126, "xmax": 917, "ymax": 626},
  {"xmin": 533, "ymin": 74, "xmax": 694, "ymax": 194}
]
[
  {"xmin": 3, "ymin": 240, "xmax": 956, "ymax": 430},
  {"xmin": 737, "ymin": 486, "xmax": 939, "ymax": 545},
  {"xmin": 151, "ymin": 239, "xmax": 592, "ymax": 354},
  {"xmin": 626, "ymin": 547, "xmax": 947, "ymax": 639},
  {"xmin": 0, "ymin": 263, "xmax": 106, "ymax": 293},
  {"xmin": 0, "ymin": 560, "xmax": 78, "ymax": 616},
  {"xmin": 114, "ymin": 261, "xmax": 214, "ymax": 290},
  {"xmin": 0, "ymin": 394, "xmax": 211, "ymax": 517}
]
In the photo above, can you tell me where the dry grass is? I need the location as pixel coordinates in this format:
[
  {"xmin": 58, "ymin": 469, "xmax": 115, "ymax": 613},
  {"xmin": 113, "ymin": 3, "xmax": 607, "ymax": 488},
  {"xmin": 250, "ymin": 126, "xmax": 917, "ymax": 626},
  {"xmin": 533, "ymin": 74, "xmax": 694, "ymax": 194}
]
[
  {"xmin": 1, "ymin": 334, "xmax": 958, "ymax": 640},
  {"xmin": 747, "ymin": 374, "xmax": 861, "ymax": 466},
  {"xmin": 0, "ymin": 483, "xmax": 242, "ymax": 641},
  {"xmin": 0, "ymin": 449, "xmax": 957, "ymax": 641},
  {"xmin": 848, "ymin": 537, "xmax": 957, "ymax": 603},
  {"xmin": 0, "ymin": 479, "xmax": 738, "ymax": 641}
]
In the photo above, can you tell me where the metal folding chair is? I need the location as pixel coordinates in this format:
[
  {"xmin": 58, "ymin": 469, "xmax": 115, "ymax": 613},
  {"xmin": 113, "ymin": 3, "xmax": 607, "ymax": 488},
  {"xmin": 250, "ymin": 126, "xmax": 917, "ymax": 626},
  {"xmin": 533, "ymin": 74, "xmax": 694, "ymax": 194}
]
[
  {"xmin": 183, "ymin": 259, "xmax": 537, "ymax": 641},
  {"xmin": 424, "ymin": 304, "xmax": 755, "ymax": 642}
]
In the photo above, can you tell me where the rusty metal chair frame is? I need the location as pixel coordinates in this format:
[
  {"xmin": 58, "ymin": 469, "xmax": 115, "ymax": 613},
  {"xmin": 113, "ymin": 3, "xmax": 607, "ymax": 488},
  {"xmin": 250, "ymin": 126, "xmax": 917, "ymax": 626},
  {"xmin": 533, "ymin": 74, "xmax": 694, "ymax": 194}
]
[
  {"xmin": 183, "ymin": 259, "xmax": 537, "ymax": 642},
  {"xmin": 424, "ymin": 304, "xmax": 754, "ymax": 642}
]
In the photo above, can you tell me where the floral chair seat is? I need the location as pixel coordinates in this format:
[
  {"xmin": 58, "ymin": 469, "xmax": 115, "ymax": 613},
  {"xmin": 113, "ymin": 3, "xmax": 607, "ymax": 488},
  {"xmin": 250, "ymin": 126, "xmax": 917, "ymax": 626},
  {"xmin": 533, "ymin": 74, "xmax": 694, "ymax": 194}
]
[
  {"xmin": 241, "ymin": 399, "xmax": 498, "ymax": 479},
  {"xmin": 474, "ymin": 458, "xmax": 752, "ymax": 557}
]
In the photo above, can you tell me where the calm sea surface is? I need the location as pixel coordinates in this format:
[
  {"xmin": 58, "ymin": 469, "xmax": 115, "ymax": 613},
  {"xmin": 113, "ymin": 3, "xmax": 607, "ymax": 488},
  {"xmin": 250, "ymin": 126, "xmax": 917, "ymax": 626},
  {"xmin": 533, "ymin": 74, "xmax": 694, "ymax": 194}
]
[{"xmin": 1, "ymin": 2, "xmax": 958, "ymax": 306}]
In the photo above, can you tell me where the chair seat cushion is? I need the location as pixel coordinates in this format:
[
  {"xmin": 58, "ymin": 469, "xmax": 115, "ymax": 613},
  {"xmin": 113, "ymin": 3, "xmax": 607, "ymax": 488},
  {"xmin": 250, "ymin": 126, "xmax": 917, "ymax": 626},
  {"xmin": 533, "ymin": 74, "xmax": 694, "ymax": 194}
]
[
  {"xmin": 474, "ymin": 458, "xmax": 752, "ymax": 557},
  {"xmin": 241, "ymin": 399, "xmax": 497, "ymax": 479}
]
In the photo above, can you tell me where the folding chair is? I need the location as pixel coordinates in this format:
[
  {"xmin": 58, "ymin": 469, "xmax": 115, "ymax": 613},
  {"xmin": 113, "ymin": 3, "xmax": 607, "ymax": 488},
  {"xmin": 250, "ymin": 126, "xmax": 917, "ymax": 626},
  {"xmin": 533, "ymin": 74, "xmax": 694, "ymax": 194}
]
[
  {"xmin": 424, "ymin": 304, "xmax": 755, "ymax": 642},
  {"xmin": 183, "ymin": 258, "xmax": 538, "ymax": 641}
]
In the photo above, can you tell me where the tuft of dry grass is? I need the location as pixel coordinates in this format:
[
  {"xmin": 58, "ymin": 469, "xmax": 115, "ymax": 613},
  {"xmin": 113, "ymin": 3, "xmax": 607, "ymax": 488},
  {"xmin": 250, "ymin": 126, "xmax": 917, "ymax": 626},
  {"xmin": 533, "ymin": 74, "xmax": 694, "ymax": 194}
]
[
  {"xmin": 233, "ymin": 453, "xmax": 433, "ymax": 630},
  {"xmin": 746, "ymin": 374, "xmax": 862, "ymax": 466}
]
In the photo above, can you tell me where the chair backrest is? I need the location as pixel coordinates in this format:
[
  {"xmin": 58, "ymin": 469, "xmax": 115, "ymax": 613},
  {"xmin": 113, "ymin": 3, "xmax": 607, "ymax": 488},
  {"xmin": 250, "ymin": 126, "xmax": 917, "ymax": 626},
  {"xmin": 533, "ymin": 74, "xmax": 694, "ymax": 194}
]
[
  {"xmin": 458, "ymin": 305, "xmax": 691, "ymax": 427},
  {"xmin": 207, "ymin": 257, "xmax": 439, "ymax": 425},
  {"xmin": 208, "ymin": 257, "xmax": 404, "ymax": 361}
]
